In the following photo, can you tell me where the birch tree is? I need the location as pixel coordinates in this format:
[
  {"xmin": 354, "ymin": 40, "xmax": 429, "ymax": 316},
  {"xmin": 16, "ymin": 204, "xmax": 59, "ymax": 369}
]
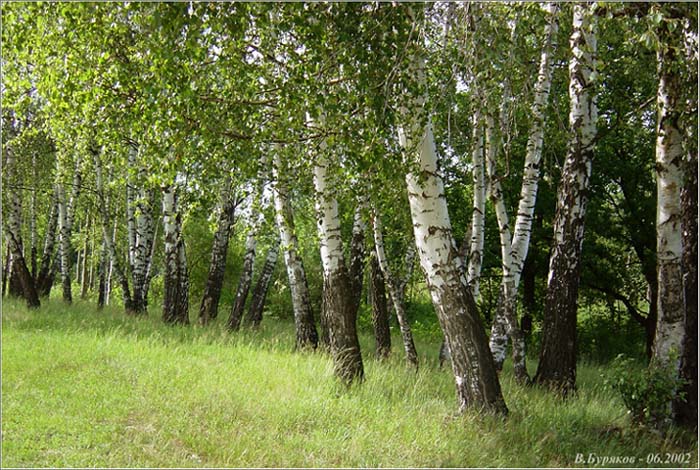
[
  {"xmin": 534, "ymin": 4, "xmax": 598, "ymax": 394},
  {"xmin": 272, "ymin": 150, "xmax": 318, "ymax": 349},
  {"xmin": 246, "ymin": 238, "xmax": 280, "ymax": 328},
  {"xmin": 401, "ymin": 37, "xmax": 506, "ymax": 412},
  {"xmin": 372, "ymin": 211, "xmax": 418, "ymax": 367},
  {"xmin": 199, "ymin": 178, "xmax": 237, "ymax": 325},
  {"xmin": 162, "ymin": 184, "xmax": 190, "ymax": 325},
  {"xmin": 314, "ymin": 149, "xmax": 364, "ymax": 383},
  {"xmin": 487, "ymin": 2, "xmax": 559, "ymax": 380},
  {"xmin": 2, "ymin": 146, "xmax": 40, "ymax": 308}
]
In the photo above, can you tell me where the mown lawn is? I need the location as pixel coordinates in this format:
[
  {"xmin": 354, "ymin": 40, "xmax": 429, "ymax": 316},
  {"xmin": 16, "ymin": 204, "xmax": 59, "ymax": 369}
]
[{"xmin": 2, "ymin": 298, "xmax": 697, "ymax": 468}]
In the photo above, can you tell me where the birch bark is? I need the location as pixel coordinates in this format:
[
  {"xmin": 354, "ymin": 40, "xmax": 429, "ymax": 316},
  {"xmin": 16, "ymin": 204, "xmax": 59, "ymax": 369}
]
[
  {"xmin": 199, "ymin": 178, "xmax": 236, "ymax": 324},
  {"xmin": 314, "ymin": 151, "xmax": 364, "ymax": 383},
  {"xmin": 402, "ymin": 51, "xmax": 506, "ymax": 414},
  {"xmin": 488, "ymin": 3, "xmax": 559, "ymax": 379},
  {"xmin": 534, "ymin": 4, "xmax": 597, "ymax": 394},
  {"xmin": 372, "ymin": 212, "xmax": 418, "ymax": 367},
  {"xmin": 272, "ymin": 151, "xmax": 318, "ymax": 349}
]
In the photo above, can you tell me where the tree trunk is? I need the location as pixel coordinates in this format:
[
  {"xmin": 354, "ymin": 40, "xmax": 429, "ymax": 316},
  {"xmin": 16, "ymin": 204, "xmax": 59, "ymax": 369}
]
[
  {"xmin": 2, "ymin": 244, "xmax": 10, "ymax": 297},
  {"xmin": 369, "ymin": 251, "xmax": 391, "ymax": 360},
  {"xmin": 92, "ymin": 147, "xmax": 133, "ymax": 312},
  {"xmin": 401, "ymin": 52, "xmax": 507, "ymax": 414},
  {"xmin": 372, "ymin": 212, "xmax": 418, "ymax": 367},
  {"xmin": 199, "ymin": 179, "xmax": 237, "ymax": 324},
  {"xmin": 534, "ymin": 4, "xmax": 597, "ymax": 395},
  {"xmin": 97, "ymin": 236, "xmax": 108, "ymax": 309},
  {"xmin": 56, "ymin": 183, "xmax": 73, "ymax": 304},
  {"xmin": 675, "ymin": 139, "xmax": 698, "ymax": 427},
  {"xmin": 314, "ymin": 151, "xmax": 364, "ymax": 383},
  {"xmin": 348, "ymin": 203, "xmax": 367, "ymax": 315},
  {"xmin": 36, "ymin": 191, "xmax": 59, "ymax": 296},
  {"xmin": 488, "ymin": 3, "xmax": 558, "ymax": 381},
  {"xmin": 3, "ymin": 149, "xmax": 40, "ymax": 308},
  {"xmin": 80, "ymin": 222, "xmax": 89, "ymax": 299},
  {"xmin": 272, "ymin": 151, "xmax": 318, "ymax": 349},
  {"xmin": 246, "ymin": 238, "xmax": 280, "ymax": 327},
  {"xmin": 228, "ymin": 230, "xmax": 257, "ymax": 331},
  {"xmin": 466, "ymin": 111, "xmax": 485, "ymax": 298},
  {"xmin": 162, "ymin": 185, "xmax": 189, "ymax": 325},
  {"xmin": 30, "ymin": 153, "xmax": 38, "ymax": 279}
]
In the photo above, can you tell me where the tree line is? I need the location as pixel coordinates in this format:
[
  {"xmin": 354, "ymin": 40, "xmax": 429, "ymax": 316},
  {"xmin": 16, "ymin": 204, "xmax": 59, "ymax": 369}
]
[{"xmin": 2, "ymin": 2, "xmax": 696, "ymax": 427}]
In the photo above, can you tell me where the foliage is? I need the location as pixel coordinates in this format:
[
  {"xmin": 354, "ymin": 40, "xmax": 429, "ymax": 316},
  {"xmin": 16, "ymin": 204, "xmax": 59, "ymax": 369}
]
[{"xmin": 605, "ymin": 354, "xmax": 688, "ymax": 430}]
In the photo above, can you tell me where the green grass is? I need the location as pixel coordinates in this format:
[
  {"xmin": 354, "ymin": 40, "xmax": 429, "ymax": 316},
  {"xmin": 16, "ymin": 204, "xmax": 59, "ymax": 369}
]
[{"xmin": 2, "ymin": 298, "xmax": 697, "ymax": 468}]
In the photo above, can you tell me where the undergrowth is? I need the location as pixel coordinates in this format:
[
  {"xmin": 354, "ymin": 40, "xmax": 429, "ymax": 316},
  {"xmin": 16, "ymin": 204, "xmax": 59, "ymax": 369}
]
[{"xmin": 2, "ymin": 298, "xmax": 696, "ymax": 468}]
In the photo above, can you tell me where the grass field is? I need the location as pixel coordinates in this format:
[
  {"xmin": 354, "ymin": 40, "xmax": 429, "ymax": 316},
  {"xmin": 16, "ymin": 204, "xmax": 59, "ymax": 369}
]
[{"xmin": 2, "ymin": 297, "xmax": 697, "ymax": 468}]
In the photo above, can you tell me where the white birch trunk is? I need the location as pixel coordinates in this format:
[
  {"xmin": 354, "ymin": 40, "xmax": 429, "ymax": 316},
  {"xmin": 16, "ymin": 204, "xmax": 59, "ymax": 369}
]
[
  {"xmin": 402, "ymin": 51, "xmax": 506, "ymax": 414},
  {"xmin": 652, "ymin": 19, "xmax": 685, "ymax": 369},
  {"xmin": 466, "ymin": 112, "xmax": 485, "ymax": 298},
  {"xmin": 489, "ymin": 3, "xmax": 559, "ymax": 375},
  {"xmin": 272, "ymin": 151, "xmax": 318, "ymax": 349},
  {"xmin": 314, "ymin": 150, "xmax": 364, "ymax": 382},
  {"xmin": 3, "ymin": 148, "xmax": 40, "ymax": 307},
  {"xmin": 93, "ymin": 148, "xmax": 133, "ymax": 311},
  {"xmin": 534, "ymin": 4, "xmax": 597, "ymax": 393},
  {"xmin": 372, "ymin": 211, "xmax": 418, "ymax": 367}
]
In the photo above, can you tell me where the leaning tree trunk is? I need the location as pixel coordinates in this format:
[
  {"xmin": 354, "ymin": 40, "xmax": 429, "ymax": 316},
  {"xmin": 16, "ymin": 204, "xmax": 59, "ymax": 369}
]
[
  {"xmin": 2, "ymin": 149, "xmax": 40, "ymax": 308},
  {"xmin": 35, "ymin": 193, "xmax": 58, "ymax": 296},
  {"xmin": 369, "ymin": 251, "xmax": 391, "ymax": 360},
  {"xmin": 488, "ymin": 3, "xmax": 559, "ymax": 380},
  {"xmin": 373, "ymin": 212, "xmax": 418, "ymax": 367},
  {"xmin": 314, "ymin": 151, "xmax": 364, "ymax": 383},
  {"xmin": 162, "ymin": 185, "xmax": 189, "ymax": 325},
  {"xmin": 228, "ymin": 229, "xmax": 257, "ymax": 331},
  {"xmin": 484, "ymin": 115, "xmax": 528, "ymax": 382},
  {"xmin": 246, "ymin": 239, "xmax": 280, "ymax": 327},
  {"xmin": 199, "ymin": 178, "xmax": 236, "ymax": 324},
  {"xmin": 534, "ymin": 4, "xmax": 597, "ymax": 395},
  {"xmin": 272, "ymin": 152, "xmax": 318, "ymax": 349},
  {"xmin": 401, "ymin": 51, "xmax": 507, "ymax": 415}
]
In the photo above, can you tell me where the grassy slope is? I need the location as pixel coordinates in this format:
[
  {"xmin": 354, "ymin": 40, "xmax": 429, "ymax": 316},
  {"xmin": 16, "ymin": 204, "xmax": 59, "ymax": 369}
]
[{"xmin": 2, "ymin": 298, "xmax": 696, "ymax": 468}]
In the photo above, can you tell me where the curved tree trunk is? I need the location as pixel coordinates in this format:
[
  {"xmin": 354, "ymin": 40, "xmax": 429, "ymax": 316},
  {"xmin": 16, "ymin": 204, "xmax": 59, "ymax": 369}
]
[
  {"xmin": 369, "ymin": 251, "xmax": 391, "ymax": 360},
  {"xmin": 314, "ymin": 151, "xmax": 364, "ymax": 383},
  {"xmin": 246, "ymin": 238, "xmax": 280, "ymax": 327},
  {"xmin": 35, "ymin": 193, "xmax": 59, "ymax": 296},
  {"xmin": 488, "ymin": 3, "xmax": 559, "ymax": 381},
  {"xmin": 272, "ymin": 151, "xmax": 318, "ymax": 349},
  {"xmin": 372, "ymin": 212, "xmax": 418, "ymax": 367},
  {"xmin": 199, "ymin": 178, "xmax": 236, "ymax": 324},
  {"xmin": 3, "ymin": 149, "xmax": 40, "ymax": 308},
  {"xmin": 228, "ymin": 230, "xmax": 257, "ymax": 331},
  {"xmin": 401, "ymin": 51, "xmax": 507, "ymax": 415},
  {"xmin": 534, "ymin": 4, "xmax": 597, "ymax": 395}
]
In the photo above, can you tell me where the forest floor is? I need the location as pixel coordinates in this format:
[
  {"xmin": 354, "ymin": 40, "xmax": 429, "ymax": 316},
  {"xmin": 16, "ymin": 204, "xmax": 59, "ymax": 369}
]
[{"xmin": 2, "ymin": 297, "xmax": 697, "ymax": 468}]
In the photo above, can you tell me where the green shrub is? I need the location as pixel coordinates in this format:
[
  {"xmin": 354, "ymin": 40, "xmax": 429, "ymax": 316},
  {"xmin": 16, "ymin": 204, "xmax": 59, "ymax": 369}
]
[{"xmin": 605, "ymin": 354, "xmax": 686, "ymax": 430}]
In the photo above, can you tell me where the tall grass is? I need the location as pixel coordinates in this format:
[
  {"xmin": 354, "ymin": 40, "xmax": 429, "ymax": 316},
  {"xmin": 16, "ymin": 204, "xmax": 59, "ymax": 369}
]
[{"xmin": 2, "ymin": 298, "xmax": 696, "ymax": 468}]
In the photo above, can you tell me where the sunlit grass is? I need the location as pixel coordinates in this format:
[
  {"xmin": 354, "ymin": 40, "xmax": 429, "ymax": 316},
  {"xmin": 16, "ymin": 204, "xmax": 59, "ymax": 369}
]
[{"xmin": 2, "ymin": 297, "xmax": 696, "ymax": 467}]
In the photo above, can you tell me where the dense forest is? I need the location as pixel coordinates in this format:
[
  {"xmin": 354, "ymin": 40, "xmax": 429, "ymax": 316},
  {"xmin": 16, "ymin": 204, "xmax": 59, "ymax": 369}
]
[{"xmin": 2, "ymin": 2, "xmax": 698, "ymax": 467}]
